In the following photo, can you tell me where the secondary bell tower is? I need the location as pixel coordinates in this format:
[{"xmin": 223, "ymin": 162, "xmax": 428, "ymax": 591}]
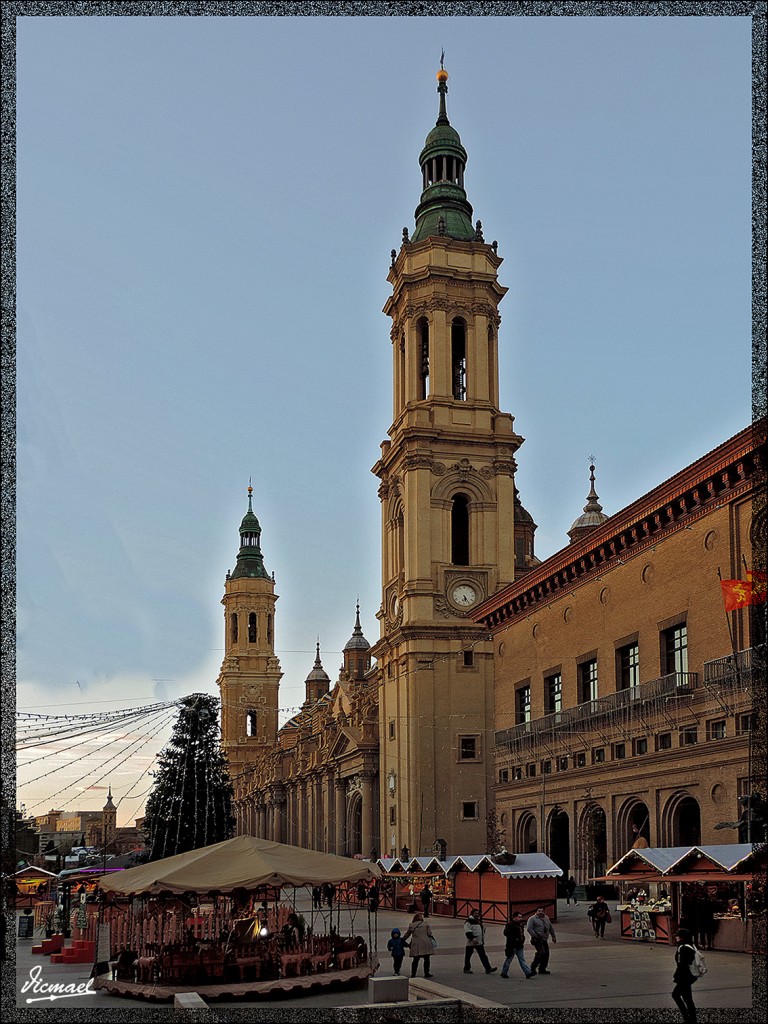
[
  {"xmin": 217, "ymin": 486, "xmax": 282, "ymax": 782},
  {"xmin": 372, "ymin": 64, "xmax": 523, "ymax": 855}
]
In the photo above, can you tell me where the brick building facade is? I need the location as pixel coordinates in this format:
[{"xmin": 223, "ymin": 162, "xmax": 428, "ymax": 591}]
[{"xmin": 475, "ymin": 424, "xmax": 764, "ymax": 882}]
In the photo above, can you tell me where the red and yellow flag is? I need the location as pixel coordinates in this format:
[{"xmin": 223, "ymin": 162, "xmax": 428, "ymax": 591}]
[{"xmin": 720, "ymin": 570, "xmax": 767, "ymax": 611}]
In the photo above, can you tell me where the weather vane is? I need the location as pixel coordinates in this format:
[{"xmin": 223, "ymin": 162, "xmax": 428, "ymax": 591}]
[{"xmin": 440, "ymin": 49, "xmax": 445, "ymax": 70}]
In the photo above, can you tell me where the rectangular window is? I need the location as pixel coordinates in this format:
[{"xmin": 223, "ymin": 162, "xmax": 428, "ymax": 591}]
[
  {"xmin": 592, "ymin": 747, "xmax": 605, "ymax": 764},
  {"xmin": 388, "ymin": 720, "xmax": 396, "ymax": 740},
  {"xmin": 545, "ymin": 673, "xmax": 562, "ymax": 714},
  {"xmin": 736, "ymin": 712, "xmax": 756, "ymax": 735},
  {"xmin": 662, "ymin": 623, "xmax": 688, "ymax": 676},
  {"xmin": 516, "ymin": 685, "xmax": 531, "ymax": 725},
  {"xmin": 461, "ymin": 801, "xmax": 478, "ymax": 820},
  {"xmin": 557, "ymin": 755, "xmax": 568, "ymax": 772},
  {"xmin": 680, "ymin": 726, "xmax": 698, "ymax": 746},
  {"xmin": 612, "ymin": 742, "xmax": 626, "ymax": 760},
  {"xmin": 498, "ymin": 768, "xmax": 509, "ymax": 783},
  {"xmin": 617, "ymin": 642, "xmax": 640, "ymax": 691},
  {"xmin": 656, "ymin": 732, "xmax": 672, "ymax": 751},
  {"xmin": 707, "ymin": 720, "xmax": 726, "ymax": 741},
  {"xmin": 578, "ymin": 659, "xmax": 598, "ymax": 704},
  {"xmin": 389, "ymin": 806, "xmax": 397, "ymax": 825},
  {"xmin": 633, "ymin": 737, "xmax": 648, "ymax": 756},
  {"xmin": 459, "ymin": 735, "xmax": 478, "ymax": 760},
  {"xmin": 463, "ymin": 649, "xmax": 475, "ymax": 667},
  {"xmin": 526, "ymin": 762, "xmax": 537, "ymax": 778},
  {"xmin": 575, "ymin": 751, "xmax": 586, "ymax": 768},
  {"xmin": 513, "ymin": 766, "xmax": 523, "ymax": 781},
  {"xmin": 542, "ymin": 759, "xmax": 552, "ymax": 775}
]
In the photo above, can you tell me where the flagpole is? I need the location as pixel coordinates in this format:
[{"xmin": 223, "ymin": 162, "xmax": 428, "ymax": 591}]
[{"xmin": 718, "ymin": 566, "xmax": 751, "ymax": 843}]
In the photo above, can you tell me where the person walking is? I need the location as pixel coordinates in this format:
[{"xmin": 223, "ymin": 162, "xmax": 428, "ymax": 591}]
[
  {"xmin": 420, "ymin": 882, "xmax": 433, "ymax": 917},
  {"xmin": 386, "ymin": 927, "xmax": 408, "ymax": 975},
  {"xmin": 500, "ymin": 911, "xmax": 535, "ymax": 979},
  {"xmin": 671, "ymin": 928, "xmax": 699, "ymax": 1024},
  {"xmin": 403, "ymin": 912, "xmax": 434, "ymax": 978},
  {"xmin": 463, "ymin": 912, "xmax": 497, "ymax": 974},
  {"xmin": 526, "ymin": 906, "xmax": 557, "ymax": 974},
  {"xmin": 565, "ymin": 876, "xmax": 578, "ymax": 905},
  {"xmin": 589, "ymin": 894, "xmax": 610, "ymax": 938}
]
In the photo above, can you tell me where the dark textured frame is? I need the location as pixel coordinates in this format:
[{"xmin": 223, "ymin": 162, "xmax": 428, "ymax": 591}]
[{"xmin": 1, "ymin": 3, "xmax": 765, "ymax": 1023}]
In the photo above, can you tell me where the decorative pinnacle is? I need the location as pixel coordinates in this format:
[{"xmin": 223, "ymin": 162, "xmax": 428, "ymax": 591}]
[
  {"xmin": 583, "ymin": 460, "xmax": 603, "ymax": 513},
  {"xmin": 436, "ymin": 55, "xmax": 449, "ymax": 124},
  {"xmin": 247, "ymin": 478, "xmax": 253, "ymax": 512},
  {"xmin": 314, "ymin": 640, "xmax": 322, "ymax": 666}
]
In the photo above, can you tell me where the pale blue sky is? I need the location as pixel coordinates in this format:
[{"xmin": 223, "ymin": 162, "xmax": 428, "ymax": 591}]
[{"xmin": 16, "ymin": 13, "xmax": 752, "ymax": 820}]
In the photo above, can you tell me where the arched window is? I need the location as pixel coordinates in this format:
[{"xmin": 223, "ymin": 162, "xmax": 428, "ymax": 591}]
[
  {"xmin": 246, "ymin": 710, "xmax": 258, "ymax": 737},
  {"xmin": 417, "ymin": 317, "xmax": 429, "ymax": 399},
  {"xmin": 267, "ymin": 614, "xmax": 273, "ymax": 645},
  {"xmin": 451, "ymin": 318, "xmax": 467, "ymax": 400},
  {"xmin": 230, "ymin": 612, "xmax": 238, "ymax": 645},
  {"xmin": 397, "ymin": 509, "xmax": 405, "ymax": 575},
  {"xmin": 451, "ymin": 494, "xmax": 470, "ymax": 565},
  {"xmin": 248, "ymin": 613, "xmax": 258, "ymax": 644}
]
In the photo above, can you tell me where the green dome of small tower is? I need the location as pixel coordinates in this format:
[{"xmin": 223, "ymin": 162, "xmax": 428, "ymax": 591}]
[
  {"xmin": 411, "ymin": 64, "xmax": 476, "ymax": 243},
  {"xmin": 231, "ymin": 484, "xmax": 270, "ymax": 580}
]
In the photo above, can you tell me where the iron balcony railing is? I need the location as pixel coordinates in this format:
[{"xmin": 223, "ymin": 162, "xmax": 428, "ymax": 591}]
[
  {"xmin": 703, "ymin": 646, "xmax": 760, "ymax": 686},
  {"xmin": 494, "ymin": 670, "xmax": 698, "ymax": 751}
]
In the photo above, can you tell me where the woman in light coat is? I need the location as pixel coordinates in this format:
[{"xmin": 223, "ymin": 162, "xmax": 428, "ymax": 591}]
[{"xmin": 403, "ymin": 912, "xmax": 435, "ymax": 978}]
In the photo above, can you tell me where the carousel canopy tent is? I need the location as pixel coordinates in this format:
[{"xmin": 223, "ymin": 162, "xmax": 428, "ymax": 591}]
[
  {"xmin": 378, "ymin": 853, "xmax": 562, "ymax": 879},
  {"xmin": 598, "ymin": 844, "xmax": 758, "ymax": 882},
  {"xmin": 98, "ymin": 835, "xmax": 382, "ymax": 896}
]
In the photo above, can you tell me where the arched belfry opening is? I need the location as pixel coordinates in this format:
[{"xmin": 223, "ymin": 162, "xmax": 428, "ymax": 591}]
[
  {"xmin": 451, "ymin": 318, "xmax": 467, "ymax": 400},
  {"xmin": 418, "ymin": 317, "xmax": 429, "ymax": 399},
  {"xmin": 451, "ymin": 493, "xmax": 470, "ymax": 565},
  {"xmin": 248, "ymin": 612, "xmax": 258, "ymax": 644}
]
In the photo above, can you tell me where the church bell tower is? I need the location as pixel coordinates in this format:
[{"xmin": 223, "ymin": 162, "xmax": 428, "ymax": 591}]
[
  {"xmin": 217, "ymin": 486, "xmax": 282, "ymax": 782},
  {"xmin": 372, "ymin": 65, "xmax": 524, "ymax": 855}
]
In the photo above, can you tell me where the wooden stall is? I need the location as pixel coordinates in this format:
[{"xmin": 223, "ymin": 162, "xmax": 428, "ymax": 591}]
[
  {"xmin": 599, "ymin": 843, "xmax": 760, "ymax": 952},
  {"xmin": 377, "ymin": 853, "xmax": 562, "ymax": 924}
]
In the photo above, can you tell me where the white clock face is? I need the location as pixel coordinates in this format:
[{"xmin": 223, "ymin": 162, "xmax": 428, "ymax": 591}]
[{"xmin": 452, "ymin": 583, "xmax": 478, "ymax": 607}]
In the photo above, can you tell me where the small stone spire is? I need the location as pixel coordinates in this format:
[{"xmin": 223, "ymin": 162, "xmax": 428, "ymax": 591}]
[
  {"xmin": 305, "ymin": 639, "xmax": 330, "ymax": 704},
  {"xmin": 568, "ymin": 460, "xmax": 609, "ymax": 544}
]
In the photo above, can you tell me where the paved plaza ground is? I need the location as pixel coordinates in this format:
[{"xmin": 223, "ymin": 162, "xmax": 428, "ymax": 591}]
[{"xmin": 12, "ymin": 900, "xmax": 757, "ymax": 1014}]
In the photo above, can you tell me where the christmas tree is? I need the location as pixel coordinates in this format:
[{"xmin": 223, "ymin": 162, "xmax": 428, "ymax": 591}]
[{"xmin": 143, "ymin": 693, "xmax": 235, "ymax": 861}]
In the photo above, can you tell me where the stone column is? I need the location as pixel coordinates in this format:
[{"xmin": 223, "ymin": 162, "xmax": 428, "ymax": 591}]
[
  {"xmin": 297, "ymin": 781, "xmax": 306, "ymax": 850},
  {"xmin": 361, "ymin": 774, "xmax": 375, "ymax": 858},
  {"xmin": 335, "ymin": 778, "xmax": 346, "ymax": 855}
]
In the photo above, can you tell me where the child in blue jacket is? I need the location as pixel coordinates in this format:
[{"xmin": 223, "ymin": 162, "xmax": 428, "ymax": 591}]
[{"xmin": 387, "ymin": 927, "xmax": 408, "ymax": 974}]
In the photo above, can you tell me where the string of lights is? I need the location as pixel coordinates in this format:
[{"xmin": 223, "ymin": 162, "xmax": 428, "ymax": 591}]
[
  {"xmin": 23, "ymin": 708, "xmax": 178, "ymax": 812},
  {"xmin": 16, "ymin": 707, "xmax": 173, "ymax": 767}
]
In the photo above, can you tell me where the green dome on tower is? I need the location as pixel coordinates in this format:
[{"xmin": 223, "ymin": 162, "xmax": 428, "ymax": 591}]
[
  {"xmin": 411, "ymin": 65, "xmax": 476, "ymax": 243},
  {"xmin": 230, "ymin": 485, "xmax": 271, "ymax": 580}
]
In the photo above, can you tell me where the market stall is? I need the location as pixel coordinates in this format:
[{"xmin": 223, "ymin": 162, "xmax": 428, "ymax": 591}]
[
  {"xmin": 11, "ymin": 866, "xmax": 58, "ymax": 908},
  {"xmin": 599, "ymin": 843, "xmax": 761, "ymax": 951},
  {"xmin": 93, "ymin": 835, "xmax": 381, "ymax": 1001},
  {"xmin": 377, "ymin": 852, "xmax": 562, "ymax": 923}
]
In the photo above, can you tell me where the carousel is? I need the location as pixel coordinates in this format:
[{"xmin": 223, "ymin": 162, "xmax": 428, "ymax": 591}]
[{"xmin": 92, "ymin": 835, "xmax": 382, "ymax": 1001}]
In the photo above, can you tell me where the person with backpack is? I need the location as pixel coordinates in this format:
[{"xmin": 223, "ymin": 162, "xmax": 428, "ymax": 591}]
[{"xmin": 672, "ymin": 927, "xmax": 704, "ymax": 1024}]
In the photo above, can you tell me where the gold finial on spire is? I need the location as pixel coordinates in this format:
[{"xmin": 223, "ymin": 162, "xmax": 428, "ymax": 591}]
[{"xmin": 437, "ymin": 48, "xmax": 448, "ymax": 82}]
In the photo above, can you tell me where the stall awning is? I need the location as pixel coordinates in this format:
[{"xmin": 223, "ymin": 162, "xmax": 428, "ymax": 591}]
[
  {"xmin": 601, "ymin": 844, "xmax": 760, "ymax": 882},
  {"xmin": 378, "ymin": 852, "xmax": 562, "ymax": 879}
]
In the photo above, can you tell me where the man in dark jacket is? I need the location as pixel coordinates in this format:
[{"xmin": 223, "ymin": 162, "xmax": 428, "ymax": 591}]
[
  {"xmin": 500, "ymin": 912, "xmax": 535, "ymax": 979},
  {"xmin": 589, "ymin": 895, "xmax": 609, "ymax": 938},
  {"xmin": 420, "ymin": 883, "xmax": 433, "ymax": 917}
]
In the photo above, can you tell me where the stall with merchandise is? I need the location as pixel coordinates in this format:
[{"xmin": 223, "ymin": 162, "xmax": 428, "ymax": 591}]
[{"xmin": 599, "ymin": 843, "xmax": 759, "ymax": 951}]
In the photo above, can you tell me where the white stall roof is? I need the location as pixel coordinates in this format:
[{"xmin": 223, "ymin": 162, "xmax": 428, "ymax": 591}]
[{"xmin": 378, "ymin": 852, "xmax": 562, "ymax": 879}]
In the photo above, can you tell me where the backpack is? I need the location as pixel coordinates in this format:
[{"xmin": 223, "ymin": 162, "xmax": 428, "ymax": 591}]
[{"xmin": 684, "ymin": 944, "xmax": 707, "ymax": 977}]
